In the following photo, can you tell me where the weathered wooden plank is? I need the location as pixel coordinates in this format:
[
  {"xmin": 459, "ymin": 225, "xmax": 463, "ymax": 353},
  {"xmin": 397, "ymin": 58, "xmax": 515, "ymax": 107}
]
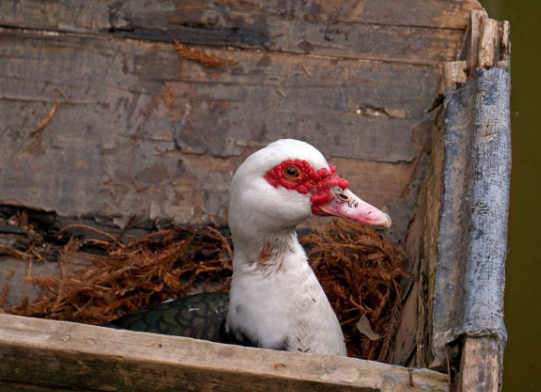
[
  {"xmin": 419, "ymin": 106, "xmax": 447, "ymax": 370},
  {"xmin": 0, "ymin": 382, "xmax": 77, "ymax": 392},
  {"xmin": 0, "ymin": 0, "xmax": 483, "ymax": 31},
  {"xmin": 458, "ymin": 10, "xmax": 487, "ymax": 76},
  {"xmin": 0, "ymin": 314, "xmax": 449, "ymax": 392},
  {"xmin": 386, "ymin": 52, "xmax": 483, "ymax": 370},
  {"xmin": 457, "ymin": 337, "xmax": 503, "ymax": 392},
  {"xmin": 459, "ymin": 11, "xmax": 510, "ymax": 75},
  {"xmin": 0, "ymin": 28, "xmax": 437, "ymax": 230},
  {"xmin": 386, "ymin": 172, "xmax": 428, "ymax": 367},
  {"xmin": 0, "ymin": 0, "xmax": 479, "ymax": 64},
  {"xmin": 431, "ymin": 67, "xmax": 510, "ymax": 367},
  {"xmin": 385, "ymin": 97, "xmax": 446, "ymax": 370},
  {"xmin": 478, "ymin": 18, "xmax": 501, "ymax": 69},
  {"xmin": 440, "ymin": 61, "xmax": 468, "ymax": 92},
  {"xmin": 498, "ymin": 21, "xmax": 510, "ymax": 69}
]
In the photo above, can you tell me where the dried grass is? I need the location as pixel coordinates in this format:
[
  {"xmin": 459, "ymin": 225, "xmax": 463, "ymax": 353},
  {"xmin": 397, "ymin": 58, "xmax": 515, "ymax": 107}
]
[
  {"xmin": 4, "ymin": 220, "xmax": 406, "ymax": 361},
  {"xmin": 7, "ymin": 226, "xmax": 232, "ymax": 325},
  {"xmin": 303, "ymin": 220, "xmax": 408, "ymax": 360},
  {"xmin": 0, "ymin": 270, "xmax": 15, "ymax": 308}
]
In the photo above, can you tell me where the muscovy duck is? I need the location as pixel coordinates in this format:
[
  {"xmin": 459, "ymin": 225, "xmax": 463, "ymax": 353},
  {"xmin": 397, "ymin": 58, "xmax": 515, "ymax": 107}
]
[{"xmin": 106, "ymin": 139, "xmax": 391, "ymax": 356}]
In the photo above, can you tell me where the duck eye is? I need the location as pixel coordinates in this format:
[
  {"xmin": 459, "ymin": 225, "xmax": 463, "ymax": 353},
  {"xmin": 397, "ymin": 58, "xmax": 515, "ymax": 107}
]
[{"xmin": 283, "ymin": 166, "xmax": 300, "ymax": 179}]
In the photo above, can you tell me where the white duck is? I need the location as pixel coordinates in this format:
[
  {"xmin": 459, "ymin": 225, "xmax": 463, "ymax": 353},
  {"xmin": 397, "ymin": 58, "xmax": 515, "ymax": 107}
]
[
  {"xmin": 107, "ymin": 139, "xmax": 391, "ymax": 357},
  {"xmin": 226, "ymin": 139, "xmax": 391, "ymax": 356}
]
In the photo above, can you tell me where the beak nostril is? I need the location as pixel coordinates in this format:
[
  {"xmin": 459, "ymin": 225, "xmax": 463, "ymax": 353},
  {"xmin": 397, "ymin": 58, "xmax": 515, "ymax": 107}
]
[{"xmin": 338, "ymin": 193, "xmax": 349, "ymax": 201}]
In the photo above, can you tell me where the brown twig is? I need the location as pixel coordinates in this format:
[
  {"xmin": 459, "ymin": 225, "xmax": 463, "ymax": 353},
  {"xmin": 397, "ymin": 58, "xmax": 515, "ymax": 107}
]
[
  {"xmin": 174, "ymin": 40, "xmax": 237, "ymax": 68},
  {"xmin": 0, "ymin": 270, "xmax": 15, "ymax": 308},
  {"xmin": 58, "ymin": 224, "xmax": 124, "ymax": 247},
  {"xmin": 30, "ymin": 87, "xmax": 74, "ymax": 136},
  {"xmin": 206, "ymin": 226, "xmax": 233, "ymax": 262},
  {"xmin": 203, "ymin": 209, "xmax": 219, "ymax": 228},
  {"xmin": 0, "ymin": 245, "xmax": 33, "ymax": 260}
]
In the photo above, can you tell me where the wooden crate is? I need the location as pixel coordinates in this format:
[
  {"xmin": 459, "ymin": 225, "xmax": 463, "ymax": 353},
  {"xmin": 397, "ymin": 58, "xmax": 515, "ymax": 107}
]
[{"xmin": 0, "ymin": 1, "xmax": 510, "ymax": 391}]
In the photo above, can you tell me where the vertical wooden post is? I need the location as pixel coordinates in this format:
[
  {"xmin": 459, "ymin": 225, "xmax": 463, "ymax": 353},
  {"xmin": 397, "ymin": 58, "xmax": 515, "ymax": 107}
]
[
  {"xmin": 458, "ymin": 337, "xmax": 504, "ymax": 392},
  {"xmin": 432, "ymin": 11, "xmax": 511, "ymax": 392}
]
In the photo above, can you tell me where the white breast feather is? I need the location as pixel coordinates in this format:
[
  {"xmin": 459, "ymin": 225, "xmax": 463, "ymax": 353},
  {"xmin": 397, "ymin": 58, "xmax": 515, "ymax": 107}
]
[{"xmin": 226, "ymin": 240, "xmax": 347, "ymax": 356}]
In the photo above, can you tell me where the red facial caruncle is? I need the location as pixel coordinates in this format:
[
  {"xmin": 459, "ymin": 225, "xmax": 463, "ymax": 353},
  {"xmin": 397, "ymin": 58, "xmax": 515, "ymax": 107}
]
[{"xmin": 264, "ymin": 159, "xmax": 349, "ymax": 215}]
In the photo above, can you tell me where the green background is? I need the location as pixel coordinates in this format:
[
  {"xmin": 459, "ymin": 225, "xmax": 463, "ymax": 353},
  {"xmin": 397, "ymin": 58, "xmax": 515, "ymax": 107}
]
[{"xmin": 480, "ymin": 0, "xmax": 541, "ymax": 390}]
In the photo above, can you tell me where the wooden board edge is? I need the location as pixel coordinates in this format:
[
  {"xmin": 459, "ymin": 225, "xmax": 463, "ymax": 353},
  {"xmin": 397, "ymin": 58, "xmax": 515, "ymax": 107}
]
[
  {"xmin": 0, "ymin": 314, "xmax": 449, "ymax": 392},
  {"xmin": 0, "ymin": 24, "xmax": 459, "ymax": 67},
  {"xmin": 457, "ymin": 337, "xmax": 504, "ymax": 392},
  {"xmin": 441, "ymin": 61, "xmax": 468, "ymax": 92},
  {"xmin": 416, "ymin": 101, "xmax": 446, "ymax": 369}
]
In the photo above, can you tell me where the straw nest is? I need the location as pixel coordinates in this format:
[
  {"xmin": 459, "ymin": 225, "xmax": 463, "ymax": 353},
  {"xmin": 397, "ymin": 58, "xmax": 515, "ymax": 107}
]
[{"xmin": 2, "ymin": 219, "xmax": 407, "ymax": 361}]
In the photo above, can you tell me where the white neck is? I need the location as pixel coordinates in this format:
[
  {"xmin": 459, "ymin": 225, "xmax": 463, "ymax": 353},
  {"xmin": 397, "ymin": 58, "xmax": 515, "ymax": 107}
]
[{"xmin": 226, "ymin": 229, "xmax": 347, "ymax": 356}]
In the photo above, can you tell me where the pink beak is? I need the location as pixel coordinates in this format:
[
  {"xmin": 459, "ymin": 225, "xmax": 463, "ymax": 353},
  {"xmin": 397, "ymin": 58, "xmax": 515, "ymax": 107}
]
[{"xmin": 312, "ymin": 188, "xmax": 392, "ymax": 228}]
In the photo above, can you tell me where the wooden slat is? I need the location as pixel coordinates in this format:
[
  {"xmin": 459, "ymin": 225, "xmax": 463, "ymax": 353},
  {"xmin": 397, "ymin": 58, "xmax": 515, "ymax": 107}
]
[
  {"xmin": 0, "ymin": 0, "xmax": 484, "ymax": 30},
  {"xmin": 0, "ymin": 314, "xmax": 449, "ymax": 392},
  {"xmin": 386, "ymin": 212, "xmax": 423, "ymax": 367},
  {"xmin": 458, "ymin": 337, "xmax": 503, "ymax": 392},
  {"xmin": 0, "ymin": 0, "xmax": 481, "ymax": 64},
  {"xmin": 459, "ymin": 10, "xmax": 487, "ymax": 75},
  {"xmin": 419, "ymin": 105, "xmax": 447, "ymax": 370},
  {"xmin": 387, "ymin": 61, "xmax": 456, "ymax": 368},
  {"xmin": 0, "ymin": 28, "xmax": 437, "ymax": 230},
  {"xmin": 459, "ymin": 11, "xmax": 511, "ymax": 74},
  {"xmin": 478, "ymin": 18, "xmax": 501, "ymax": 69},
  {"xmin": 430, "ymin": 47, "xmax": 510, "ymax": 392},
  {"xmin": 498, "ymin": 21, "xmax": 510, "ymax": 68},
  {"xmin": 0, "ymin": 383, "xmax": 70, "ymax": 392},
  {"xmin": 441, "ymin": 61, "xmax": 468, "ymax": 92}
]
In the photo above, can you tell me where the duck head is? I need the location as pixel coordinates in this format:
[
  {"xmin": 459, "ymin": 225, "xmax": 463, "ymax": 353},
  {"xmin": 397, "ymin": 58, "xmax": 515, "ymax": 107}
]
[{"xmin": 229, "ymin": 139, "xmax": 391, "ymax": 240}]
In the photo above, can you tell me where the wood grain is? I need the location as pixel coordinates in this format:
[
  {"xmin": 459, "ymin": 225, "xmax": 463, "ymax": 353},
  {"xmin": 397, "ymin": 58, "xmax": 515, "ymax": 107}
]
[
  {"xmin": 459, "ymin": 10, "xmax": 488, "ymax": 75},
  {"xmin": 0, "ymin": 0, "xmax": 481, "ymax": 64},
  {"xmin": 441, "ymin": 61, "xmax": 468, "ymax": 92},
  {"xmin": 459, "ymin": 11, "xmax": 511, "ymax": 74},
  {"xmin": 0, "ymin": 27, "xmax": 438, "ymax": 230},
  {"xmin": 458, "ymin": 337, "xmax": 503, "ymax": 392},
  {"xmin": 478, "ymin": 18, "xmax": 500, "ymax": 69},
  {"xmin": 0, "ymin": 314, "xmax": 450, "ymax": 392},
  {"xmin": 0, "ymin": 0, "xmax": 483, "ymax": 30}
]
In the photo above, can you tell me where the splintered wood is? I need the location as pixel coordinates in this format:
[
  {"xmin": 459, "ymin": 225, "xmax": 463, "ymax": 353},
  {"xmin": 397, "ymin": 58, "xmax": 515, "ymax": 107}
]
[
  {"xmin": 174, "ymin": 40, "xmax": 238, "ymax": 68},
  {"xmin": 3, "ymin": 220, "xmax": 406, "ymax": 361},
  {"xmin": 459, "ymin": 10, "xmax": 511, "ymax": 74}
]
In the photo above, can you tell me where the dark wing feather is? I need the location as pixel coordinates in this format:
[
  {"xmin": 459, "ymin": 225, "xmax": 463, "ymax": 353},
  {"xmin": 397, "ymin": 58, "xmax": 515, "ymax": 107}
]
[{"xmin": 103, "ymin": 292, "xmax": 230, "ymax": 343}]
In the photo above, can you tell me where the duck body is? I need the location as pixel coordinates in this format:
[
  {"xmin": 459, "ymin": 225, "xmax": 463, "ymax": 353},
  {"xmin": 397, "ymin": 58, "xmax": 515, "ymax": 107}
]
[
  {"xmin": 227, "ymin": 230, "xmax": 347, "ymax": 355},
  {"xmin": 104, "ymin": 233, "xmax": 346, "ymax": 355},
  {"xmin": 105, "ymin": 140, "xmax": 392, "ymax": 357},
  {"xmin": 104, "ymin": 239, "xmax": 346, "ymax": 355}
]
